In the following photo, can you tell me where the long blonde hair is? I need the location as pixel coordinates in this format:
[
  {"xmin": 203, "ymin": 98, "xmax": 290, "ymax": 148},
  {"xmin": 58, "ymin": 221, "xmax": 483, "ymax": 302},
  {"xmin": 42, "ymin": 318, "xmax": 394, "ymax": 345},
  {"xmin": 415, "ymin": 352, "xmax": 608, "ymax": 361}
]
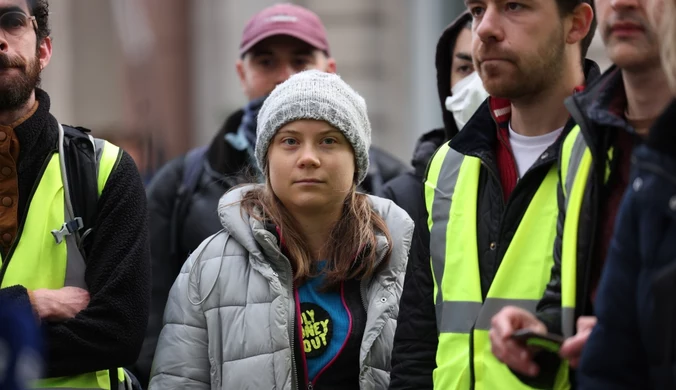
[
  {"xmin": 241, "ymin": 179, "xmax": 393, "ymax": 290},
  {"xmin": 652, "ymin": 0, "xmax": 676, "ymax": 92}
]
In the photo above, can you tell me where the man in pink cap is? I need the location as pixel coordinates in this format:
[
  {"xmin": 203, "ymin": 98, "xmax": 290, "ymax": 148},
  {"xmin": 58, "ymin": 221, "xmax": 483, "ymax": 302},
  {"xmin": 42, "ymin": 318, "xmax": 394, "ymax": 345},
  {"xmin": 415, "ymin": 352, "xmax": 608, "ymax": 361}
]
[
  {"xmin": 236, "ymin": 3, "xmax": 336, "ymax": 107},
  {"xmin": 134, "ymin": 3, "xmax": 406, "ymax": 387}
]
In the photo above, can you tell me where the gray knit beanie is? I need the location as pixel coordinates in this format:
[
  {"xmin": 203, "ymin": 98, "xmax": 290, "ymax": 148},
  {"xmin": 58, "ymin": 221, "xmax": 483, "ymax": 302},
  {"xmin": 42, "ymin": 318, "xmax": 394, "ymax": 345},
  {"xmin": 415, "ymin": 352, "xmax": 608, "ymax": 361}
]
[{"xmin": 255, "ymin": 70, "xmax": 371, "ymax": 184}]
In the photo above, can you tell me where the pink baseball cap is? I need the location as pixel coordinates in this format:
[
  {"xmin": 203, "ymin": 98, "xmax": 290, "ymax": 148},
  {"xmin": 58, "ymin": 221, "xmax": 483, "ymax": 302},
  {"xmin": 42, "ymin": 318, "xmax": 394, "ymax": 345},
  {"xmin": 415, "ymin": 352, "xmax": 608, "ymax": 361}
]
[{"xmin": 239, "ymin": 3, "xmax": 330, "ymax": 57}]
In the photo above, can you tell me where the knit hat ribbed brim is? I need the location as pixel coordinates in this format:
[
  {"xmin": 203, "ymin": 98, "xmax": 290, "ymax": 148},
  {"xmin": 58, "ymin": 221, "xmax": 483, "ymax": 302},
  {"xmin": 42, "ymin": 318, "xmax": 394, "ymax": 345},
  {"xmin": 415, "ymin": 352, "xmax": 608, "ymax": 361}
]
[{"xmin": 255, "ymin": 70, "xmax": 371, "ymax": 184}]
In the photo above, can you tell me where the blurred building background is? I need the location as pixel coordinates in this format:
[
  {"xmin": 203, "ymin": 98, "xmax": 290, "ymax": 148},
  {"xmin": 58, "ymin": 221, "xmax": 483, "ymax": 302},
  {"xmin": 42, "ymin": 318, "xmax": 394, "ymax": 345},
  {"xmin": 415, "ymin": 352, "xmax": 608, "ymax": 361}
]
[{"xmin": 40, "ymin": 0, "xmax": 611, "ymax": 179}]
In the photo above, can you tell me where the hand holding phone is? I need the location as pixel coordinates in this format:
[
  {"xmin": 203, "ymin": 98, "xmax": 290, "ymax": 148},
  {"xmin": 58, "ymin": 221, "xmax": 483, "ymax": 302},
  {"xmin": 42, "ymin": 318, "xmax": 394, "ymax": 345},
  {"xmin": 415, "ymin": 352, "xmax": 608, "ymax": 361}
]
[{"xmin": 510, "ymin": 329, "xmax": 564, "ymax": 353}]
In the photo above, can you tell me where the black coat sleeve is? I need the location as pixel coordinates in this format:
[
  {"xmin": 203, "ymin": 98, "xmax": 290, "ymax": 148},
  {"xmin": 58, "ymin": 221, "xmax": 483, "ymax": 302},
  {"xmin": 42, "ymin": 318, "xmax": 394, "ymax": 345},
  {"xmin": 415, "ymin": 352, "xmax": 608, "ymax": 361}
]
[
  {"xmin": 388, "ymin": 192, "xmax": 438, "ymax": 390},
  {"xmin": 0, "ymin": 285, "xmax": 33, "ymax": 309},
  {"xmin": 43, "ymin": 151, "xmax": 151, "ymax": 377},
  {"xmin": 130, "ymin": 157, "xmax": 185, "ymax": 387}
]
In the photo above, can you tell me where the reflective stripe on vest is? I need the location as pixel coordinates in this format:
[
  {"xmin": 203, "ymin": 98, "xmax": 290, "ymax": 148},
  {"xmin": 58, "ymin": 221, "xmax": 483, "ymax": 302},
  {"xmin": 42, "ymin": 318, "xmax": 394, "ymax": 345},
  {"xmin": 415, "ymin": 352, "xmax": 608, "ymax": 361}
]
[
  {"xmin": 426, "ymin": 146, "xmax": 570, "ymax": 390},
  {"xmin": 559, "ymin": 126, "xmax": 612, "ymax": 338},
  {"xmin": 33, "ymin": 368, "xmax": 127, "ymax": 390},
  {"xmin": 559, "ymin": 127, "xmax": 590, "ymax": 338},
  {"xmin": 0, "ymin": 137, "xmax": 124, "ymax": 390}
]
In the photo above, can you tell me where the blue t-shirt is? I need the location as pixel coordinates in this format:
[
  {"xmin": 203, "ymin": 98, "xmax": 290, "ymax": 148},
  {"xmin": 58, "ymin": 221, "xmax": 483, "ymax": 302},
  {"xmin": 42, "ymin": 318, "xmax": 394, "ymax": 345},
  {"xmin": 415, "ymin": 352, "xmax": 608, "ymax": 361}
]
[{"xmin": 297, "ymin": 275, "xmax": 350, "ymax": 381}]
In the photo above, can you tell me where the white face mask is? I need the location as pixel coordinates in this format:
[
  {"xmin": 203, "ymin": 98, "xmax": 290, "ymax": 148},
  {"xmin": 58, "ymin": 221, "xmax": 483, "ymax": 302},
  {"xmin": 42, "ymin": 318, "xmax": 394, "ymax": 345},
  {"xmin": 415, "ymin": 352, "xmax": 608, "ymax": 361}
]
[{"xmin": 444, "ymin": 71, "xmax": 489, "ymax": 131}]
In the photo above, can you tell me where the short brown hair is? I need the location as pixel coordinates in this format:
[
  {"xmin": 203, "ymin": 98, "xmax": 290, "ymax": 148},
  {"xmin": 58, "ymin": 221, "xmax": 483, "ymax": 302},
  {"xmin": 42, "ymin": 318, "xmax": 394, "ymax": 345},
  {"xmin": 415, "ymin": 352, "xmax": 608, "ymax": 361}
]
[{"xmin": 557, "ymin": 0, "xmax": 596, "ymax": 60}]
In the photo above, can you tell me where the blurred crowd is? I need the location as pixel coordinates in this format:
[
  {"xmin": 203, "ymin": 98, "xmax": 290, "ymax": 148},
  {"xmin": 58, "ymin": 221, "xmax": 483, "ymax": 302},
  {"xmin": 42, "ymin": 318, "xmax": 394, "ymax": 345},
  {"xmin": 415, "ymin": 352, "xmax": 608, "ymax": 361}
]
[{"xmin": 0, "ymin": 0, "xmax": 675, "ymax": 390}]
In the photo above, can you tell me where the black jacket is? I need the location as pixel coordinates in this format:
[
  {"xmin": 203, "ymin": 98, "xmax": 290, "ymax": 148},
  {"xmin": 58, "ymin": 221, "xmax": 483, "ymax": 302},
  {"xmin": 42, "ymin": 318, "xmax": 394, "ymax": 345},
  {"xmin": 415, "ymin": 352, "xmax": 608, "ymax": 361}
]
[
  {"xmin": 1, "ymin": 89, "xmax": 150, "ymax": 378},
  {"xmin": 525, "ymin": 67, "xmax": 644, "ymax": 388},
  {"xmin": 538, "ymin": 67, "xmax": 632, "ymax": 333},
  {"xmin": 134, "ymin": 108, "xmax": 408, "ymax": 387},
  {"xmin": 390, "ymin": 98, "xmax": 572, "ymax": 390},
  {"xmin": 389, "ymin": 59, "xmax": 601, "ymax": 389},
  {"xmin": 381, "ymin": 127, "xmax": 446, "ymax": 246}
]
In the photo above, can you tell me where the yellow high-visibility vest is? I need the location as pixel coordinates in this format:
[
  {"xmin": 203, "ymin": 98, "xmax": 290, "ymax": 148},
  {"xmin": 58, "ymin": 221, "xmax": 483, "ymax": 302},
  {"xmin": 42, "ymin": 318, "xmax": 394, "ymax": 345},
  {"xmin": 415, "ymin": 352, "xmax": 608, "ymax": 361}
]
[
  {"xmin": 0, "ymin": 125, "xmax": 127, "ymax": 390},
  {"xmin": 559, "ymin": 125, "xmax": 612, "ymax": 338},
  {"xmin": 425, "ymin": 143, "xmax": 569, "ymax": 390}
]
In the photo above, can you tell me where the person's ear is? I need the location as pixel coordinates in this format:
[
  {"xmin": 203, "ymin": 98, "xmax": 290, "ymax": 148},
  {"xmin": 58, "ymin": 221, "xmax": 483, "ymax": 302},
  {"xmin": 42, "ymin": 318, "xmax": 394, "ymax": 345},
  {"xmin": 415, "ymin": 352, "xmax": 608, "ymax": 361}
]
[
  {"xmin": 325, "ymin": 57, "xmax": 337, "ymax": 74},
  {"xmin": 38, "ymin": 36, "xmax": 52, "ymax": 70},
  {"xmin": 236, "ymin": 58, "xmax": 248, "ymax": 93},
  {"xmin": 565, "ymin": 2, "xmax": 594, "ymax": 47}
]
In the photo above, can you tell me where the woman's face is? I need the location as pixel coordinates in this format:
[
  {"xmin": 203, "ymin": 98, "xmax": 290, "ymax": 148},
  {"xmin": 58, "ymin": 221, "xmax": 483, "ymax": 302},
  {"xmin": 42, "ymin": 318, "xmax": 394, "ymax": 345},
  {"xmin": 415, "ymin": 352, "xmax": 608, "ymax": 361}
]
[{"xmin": 267, "ymin": 119, "xmax": 356, "ymax": 213}]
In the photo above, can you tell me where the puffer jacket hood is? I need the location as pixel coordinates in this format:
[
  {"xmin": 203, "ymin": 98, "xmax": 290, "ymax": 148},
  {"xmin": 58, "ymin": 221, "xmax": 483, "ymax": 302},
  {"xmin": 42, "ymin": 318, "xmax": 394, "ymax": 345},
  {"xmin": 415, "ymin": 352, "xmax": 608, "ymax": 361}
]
[
  {"xmin": 149, "ymin": 184, "xmax": 414, "ymax": 390},
  {"xmin": 437, "ymin": 11, "xmax": 473, "ymax": 139},
  {"xmin": 216, "ymin": 186, "xmax": 412, "ymax": 271}
]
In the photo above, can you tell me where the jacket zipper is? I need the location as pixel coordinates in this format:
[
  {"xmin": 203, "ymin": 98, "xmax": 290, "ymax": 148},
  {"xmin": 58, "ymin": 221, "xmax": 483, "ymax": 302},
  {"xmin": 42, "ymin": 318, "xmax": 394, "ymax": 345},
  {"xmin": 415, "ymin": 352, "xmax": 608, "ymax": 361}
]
[
  {"xmin": 471, "ymin": 160, "xmax": 500, "ymax": 390},
  {"xmin": 307, "ymin": 282, "xmax": 354, "ymax": 390},
  {"xmin": 286, "ymin": 258, "xmax": 299, "ymax": 390},
  {"xmin": 264, "ymin": 235, "xmax": 300, "ymax": 390},
  {"xmin": 269, "ymin": 236, "xmax": 389, "ymax": 389},
  {"xmin": 474, "ymin": 119, "xmax": 557, "ymax": 390},
  {"xmin": 484, "ymin": 113, "xmax": 511, "ymax": 255},
  {"xmin": 478, "ymin": 116, "xmax": 561, "ymax": 277},
  {"xmin": 0, "ymin": 153, "xmax": 54, "ymax": 285},
  {"xmin": 294, "ymin": 289, "xmax": 311, "ymax": 390}
]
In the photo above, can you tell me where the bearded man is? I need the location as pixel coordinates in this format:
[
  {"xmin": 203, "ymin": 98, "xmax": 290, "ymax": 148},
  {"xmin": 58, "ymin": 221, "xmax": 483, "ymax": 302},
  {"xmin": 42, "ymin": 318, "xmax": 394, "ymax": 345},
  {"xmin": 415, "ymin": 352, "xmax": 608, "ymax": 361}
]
[
  {"xmin": 0, "ymin": 1, "xmax": 150, "ymax": 389},
  {"xmin": 390, "ymin": 1, "xmax": 599, "ymax": 389}
]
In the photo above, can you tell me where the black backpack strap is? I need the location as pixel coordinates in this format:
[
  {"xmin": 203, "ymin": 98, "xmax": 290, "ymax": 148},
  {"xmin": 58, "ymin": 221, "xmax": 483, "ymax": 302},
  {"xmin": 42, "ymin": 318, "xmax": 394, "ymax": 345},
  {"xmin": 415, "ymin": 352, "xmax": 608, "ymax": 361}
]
[
  {"xmin": 169, "ymin": 145, "xmax": 208, "ymax": 256},
  {"xmin": 52, "ymin": 124, "xmax": 99, "ymax": 260}
]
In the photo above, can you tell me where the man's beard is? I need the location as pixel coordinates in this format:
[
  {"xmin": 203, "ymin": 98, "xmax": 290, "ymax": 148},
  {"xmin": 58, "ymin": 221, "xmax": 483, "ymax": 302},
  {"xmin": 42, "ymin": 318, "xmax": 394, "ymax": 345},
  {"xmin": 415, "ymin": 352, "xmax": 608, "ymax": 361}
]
[
  {"xmin": 0, "ymin": 53, "xmax": 41, "ymax": 111},
  {"xmin": 477, "ymin": 24, "xmax": 566, "ymax": 101}
]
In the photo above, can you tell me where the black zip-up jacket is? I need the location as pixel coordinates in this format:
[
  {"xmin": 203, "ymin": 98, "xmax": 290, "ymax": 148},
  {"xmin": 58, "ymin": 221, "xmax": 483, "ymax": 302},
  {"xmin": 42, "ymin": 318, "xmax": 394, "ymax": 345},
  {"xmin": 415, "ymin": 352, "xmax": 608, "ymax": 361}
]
[
  {"xmin": 523, "ymin": 66, "xmax": 638, "ymax": 388},
  {"xmin": 0, "ymin": 89, "xmax": 150, "ymax": 378},
  {"xmin": 389, "ymin": 60, "xmax": 600, "ymax": 389}
]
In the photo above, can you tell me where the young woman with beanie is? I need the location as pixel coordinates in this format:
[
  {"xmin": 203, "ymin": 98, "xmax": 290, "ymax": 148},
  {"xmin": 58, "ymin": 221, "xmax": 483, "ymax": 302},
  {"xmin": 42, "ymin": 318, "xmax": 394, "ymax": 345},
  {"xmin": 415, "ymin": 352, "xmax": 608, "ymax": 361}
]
[{"xmin": 148, "ymin": 70, "xmax": 413, "ymax": 390}]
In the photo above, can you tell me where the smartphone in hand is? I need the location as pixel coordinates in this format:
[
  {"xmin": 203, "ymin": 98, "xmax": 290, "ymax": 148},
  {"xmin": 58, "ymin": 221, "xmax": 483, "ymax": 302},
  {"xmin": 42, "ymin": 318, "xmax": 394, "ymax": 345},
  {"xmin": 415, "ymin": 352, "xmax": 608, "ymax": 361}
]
[{"xmin": 511, "ymin": 329, "xmax": 564, "ymax": 353}]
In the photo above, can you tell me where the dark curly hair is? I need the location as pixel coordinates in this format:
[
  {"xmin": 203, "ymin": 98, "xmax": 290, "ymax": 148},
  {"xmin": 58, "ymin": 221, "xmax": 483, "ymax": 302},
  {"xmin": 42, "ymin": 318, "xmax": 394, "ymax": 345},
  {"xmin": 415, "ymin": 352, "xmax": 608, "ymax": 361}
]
[
  {"xmin": 557, "ymin": 0, "xmax": 596, "ymax": 60},
  {"xmin": 27, "ymin": 0, "xmax": 50, "ymax": 43}
]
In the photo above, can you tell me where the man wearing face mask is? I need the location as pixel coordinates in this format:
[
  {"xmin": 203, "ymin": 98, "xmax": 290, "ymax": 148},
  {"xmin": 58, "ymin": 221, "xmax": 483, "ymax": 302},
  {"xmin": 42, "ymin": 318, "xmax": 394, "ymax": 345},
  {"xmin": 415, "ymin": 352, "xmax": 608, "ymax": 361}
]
[
  {"xmin": 385, "ymin": 11, "xmax": 488, "ymax": 390},
  {"xmin": 446, "ymin": 72, "xmax": 490, "ymax": 130},
  {"xmin": 382, "ymin": 12, "xmax": 486, "ymax": 249}
]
